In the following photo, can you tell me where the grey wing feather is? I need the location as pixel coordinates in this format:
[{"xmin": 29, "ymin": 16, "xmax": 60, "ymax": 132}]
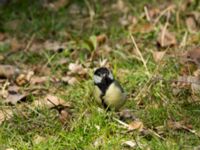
[{"xmin": 114, "ymin": 80, "xmax": 124, "ymax": 93}]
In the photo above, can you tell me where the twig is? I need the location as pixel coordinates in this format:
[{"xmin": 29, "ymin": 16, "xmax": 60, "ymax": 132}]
[
  {"xmin": 24, "ymin": 34, "xmax": 35, "ymax": 52},
  {"xmin": 144, "ymin": 6, "xmax": 151, "ymax": 22},
  {"xmin": 130, "ymin": 34, "xmax": 150, "ymax": 76},
  {"xmin": 147, "ymin": 129, "xmax": 165, "ymax": 140},
  {"xmin": 179, "ymin": 31, "xmax": 188, "ymax": 48},
  {"xmin": 161, "ymin": 10, "xmax": 170, "ymax": 47},
  {"xmin": 113, "ymin": 117, "xmax": 129, "ymax": 128}
]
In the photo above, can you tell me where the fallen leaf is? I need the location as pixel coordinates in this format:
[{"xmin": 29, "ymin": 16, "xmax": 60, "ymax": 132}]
[
  {"xmin": 15, "ymin": 74, "xmax": 27, "ymax": 86},
  {"xmin": 157, "ymin": 27, "xmax": 177, "ymax": 47},
  {"xmin": 68, "ymin": 63, "xmax": 87, "ymax": 75},
  {"xmin": 29, "ymin": 40, "xmax": 67, "ymax": 53},
  {"xmin": 167, "ymin": 120, "xmax": 198, "ymax": 137},
  {"xmin": 30, "ymin": 76, "xmax": 48, "ymax": 85},
  {"xmin": 186, "ymin": 16, "xmax": 198, "ymax": 33},
  {"xmin": 122, "ymin": 140, "xmax": 136, "ymax": 148},
  {"xmin": 167, "ymin": 120, "xmax": 183, "ymax": 130},
  {"xmin": 186, "ymin": 47, "xmax": 200, "ymax": 67},
  {"xmin": 15, "ymin": 71, "xmax": 34, "ymax": 86},
  {"xmin": 5, "ymin": 93, "xmax": 27, "ymax": 105},
  {"xmin": 0, "ymin": 65, "xmax": 20, "ymax": 79},
  {"xmin": 61, "ymin": 76, "xmax": 78, "ymax": 85},
  {"xmin": 59, "ymin": 109, "xmax": 71, "ymax": 124},
  {"xmin": 0, "ymin": 109, "xmax": 13, "ymax": 125},
  {"xmin": 128, "ymin": 120, "xmax": 144, "ymax": 131},
  {"xmin": 96, "ymin": 34, "xmax": 107, "ymax": 46},
  {"xmin": 33, "ymin": 95, "xmax": 71, "ymax": 109},
  {"xmin": 43, "ymin": 40, "xmax": 67, "ymax": 53},
  {"xmin": 8, "ymin": 85, "xmax": 20, "ymax": 94},
  {"xmin": 152, "ymin": 51, "xmax": 166, "ymax": 62}
]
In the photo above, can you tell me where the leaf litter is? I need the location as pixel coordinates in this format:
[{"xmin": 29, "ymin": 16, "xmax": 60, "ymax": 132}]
[{"xmin": 1, "ymin": 0, "xmax": 200, "ymax": 147}]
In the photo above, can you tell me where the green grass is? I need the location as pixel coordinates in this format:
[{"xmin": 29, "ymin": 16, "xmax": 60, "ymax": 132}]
[{"xmin": 0, "ymin": 0, "xmax": 200, "ymax": 149}]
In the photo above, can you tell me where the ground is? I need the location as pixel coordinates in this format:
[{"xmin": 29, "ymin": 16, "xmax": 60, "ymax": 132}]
[{"xmin": 0, "ymin": 0, "xmax": 200, "ymax": 149}]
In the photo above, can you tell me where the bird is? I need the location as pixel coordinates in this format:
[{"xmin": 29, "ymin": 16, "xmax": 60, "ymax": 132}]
[{"xmin": 93, "ymin": 67, "xmax": 126, "ymax": 110}]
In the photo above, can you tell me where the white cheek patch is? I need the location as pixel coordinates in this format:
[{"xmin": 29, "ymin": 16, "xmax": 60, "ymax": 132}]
[
  {"xmin": 94, "ymin": 75, "xmax": 102, "ymax": 84},
  {"xmin": 108, "ymin": 72, "xmax": 114, "ymax": 80}
]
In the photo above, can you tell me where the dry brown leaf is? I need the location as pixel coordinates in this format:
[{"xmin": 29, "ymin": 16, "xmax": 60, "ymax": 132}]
[
  {"xmin": 0, "ymin": 109, "xmax": 13, "ymax": 125},
  {"xmin": 186, "ymin": 47, "xmax": 200, "ymax": 67},
  {"xmin": 96, "ymin": 34, "xmax": 107, "ymax": 46},
  {"xmin": 30, "ymin": 76, "xmax": 48, "ymax": 85},
  {"xmin": 61, "ymin": 76, "xmax": 78, "ymax": 85},
  {"xmin": 122, "ymin": 140, "xmax": 136, "ymax": 148},
  {"xmin": 32, "ymin": 65, "xmax": 51, "ymax": 76},
  {"xmin": 128, "ymin": 120, "xmax": 144, "ymax": 131},
  {"xmin": 16, "ymin": 71, "xmax": 34, "ymax": 86},
  {"xmin": 186, "ymin": 16, "xmax": 198, "ymax": 33},
  {"xmin": 152, "ymin": 51, "xmax": 166, "ymax": 62},
  {"xmin": 5, "ymin": 93, "xmax": 27, "ymax": 105},
  {"xmin": 29, "ymin": 40, "xmax": 67, "ymax": 53},
  {"xmin": 0, "ymin": 65, "xmax": 20, "ymax": 79},
  {"xmin": 8, "ymin": 85, "xmax": 20, "ymax": 93},
  {"xmin": 68, "ymin": 63, "xmax": 87, "ymax": 75},
  {"xmin": 167, "ymin": 120, "xmax": 183, "ymax": 130},
  {"xmin": 43, "ymin": 40, "xmax": 67, "ymax": 52},
  {"xmin": 15, "ymin": 74, "xmax": 27, "ymax": 86},
  {"xmin": 167, "ymin": 120, "xmax": 196, "ymax": 135},
  {"xmin": 59, "ymin": 109, "xmax": 71, "ymax": 124},
  {"xmin": 157, "ymin": 28, "xmax": 177, "ymax": 47},
  {"xmin": 33, "ymin": 95, "xmax": 71, "ymax": 109}
]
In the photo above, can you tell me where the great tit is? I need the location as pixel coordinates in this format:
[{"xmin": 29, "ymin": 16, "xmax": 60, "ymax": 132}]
[{"xmin": 93, "ymin": 67, "xmax": 126, "ymax": 110}]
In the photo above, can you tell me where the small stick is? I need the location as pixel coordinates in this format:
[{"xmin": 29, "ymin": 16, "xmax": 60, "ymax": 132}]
[
  {"xmin": 24, "ymin": 34, "xmax": 35, "ymax": 52},
  {"xmin": 179, "ymin": 31, "xmax": 188, "ymax": 48},
  {"xmin": 144, "ymin": 6, "xmax": 151, "ymax": 22},
  {"xmin": 130, "ymin": 34, "xmax": 150, "ymax": 75},
  {"xmin": 113, "ymin": 117, "xmax": 129, "ymax": 128}
]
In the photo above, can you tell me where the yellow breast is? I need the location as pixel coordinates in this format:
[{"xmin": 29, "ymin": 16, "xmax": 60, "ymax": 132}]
[{"xmin": 104, "ymin": 82, "xmax": 126, "ymax": 110}]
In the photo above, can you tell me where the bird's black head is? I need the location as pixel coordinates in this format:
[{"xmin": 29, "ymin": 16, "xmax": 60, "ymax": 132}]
[{"xmin": 94, "ymin": 67, "xmax": 114, "ymax": 94}]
